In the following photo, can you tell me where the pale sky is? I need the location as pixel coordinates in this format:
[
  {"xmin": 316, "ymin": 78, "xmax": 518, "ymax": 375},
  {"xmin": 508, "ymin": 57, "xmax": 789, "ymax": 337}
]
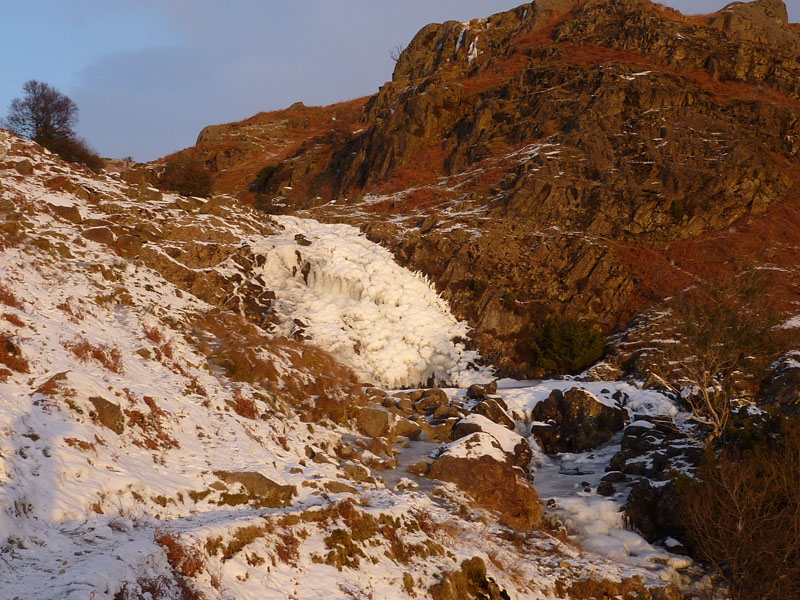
[{"xmin": 1, "ymin": 0, "xmax": 797, "ymax": 161}]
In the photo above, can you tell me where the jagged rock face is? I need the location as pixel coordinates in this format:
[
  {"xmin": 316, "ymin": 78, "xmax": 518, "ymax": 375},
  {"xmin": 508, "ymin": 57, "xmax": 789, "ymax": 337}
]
[{"xmin": 239, "ymin": 0, "xmax": 800, "ymax": 378}]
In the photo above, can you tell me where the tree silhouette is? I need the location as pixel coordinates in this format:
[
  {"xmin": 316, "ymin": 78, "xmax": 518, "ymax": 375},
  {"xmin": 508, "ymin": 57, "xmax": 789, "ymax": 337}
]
[
  {"xmin": 3, "ymin": 80, "xmax": 103, "ymax": 170},
  {"xmin": 3, "ymin": 80, "xmax": 78, "ymax": 146}
]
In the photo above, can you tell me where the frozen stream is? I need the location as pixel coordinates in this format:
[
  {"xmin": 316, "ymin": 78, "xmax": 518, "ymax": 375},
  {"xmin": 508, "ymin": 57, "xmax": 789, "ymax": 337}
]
[{"xmin": 387, "ymin": 379, "xmax": 691, "ymax": 581}]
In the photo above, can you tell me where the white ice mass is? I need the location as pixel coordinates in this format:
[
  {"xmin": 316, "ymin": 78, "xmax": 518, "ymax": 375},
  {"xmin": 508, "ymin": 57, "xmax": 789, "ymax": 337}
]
[{"xmin": 253, "ymin": 215, "xmax": 487, "ymax": 388}]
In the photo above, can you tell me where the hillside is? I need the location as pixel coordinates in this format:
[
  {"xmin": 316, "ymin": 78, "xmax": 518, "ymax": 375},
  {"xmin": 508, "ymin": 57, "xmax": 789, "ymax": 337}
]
[
  {"xmin": 0, "ymin": 131, "xmax": 702, "ymax": 598},
  {"xmin": 159, "ymin": 0, "xmax": 800, "ymax": 379}
]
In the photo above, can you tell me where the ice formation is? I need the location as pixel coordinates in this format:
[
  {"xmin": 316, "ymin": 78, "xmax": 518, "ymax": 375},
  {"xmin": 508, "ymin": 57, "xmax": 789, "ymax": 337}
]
[{"xmin": 253, "ymin": 216, "xmax": 488, "ymax": 388}]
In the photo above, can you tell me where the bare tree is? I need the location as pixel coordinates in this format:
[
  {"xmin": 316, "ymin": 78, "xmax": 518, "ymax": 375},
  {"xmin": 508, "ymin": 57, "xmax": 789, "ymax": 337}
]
[
  {"xmin": 389, "ymin": 44, "xmax": 405, "ymax": 62},
  {"xmin": 3, "ymin": 80, "xmax": 103, "ymax": 170},
  {"xmin": 3, "ymin": 80, "xmax": 78, "ymax": 146},
  {"xmin": 651, "ymin": 274, "xmax": 787, "ymax": 449}
]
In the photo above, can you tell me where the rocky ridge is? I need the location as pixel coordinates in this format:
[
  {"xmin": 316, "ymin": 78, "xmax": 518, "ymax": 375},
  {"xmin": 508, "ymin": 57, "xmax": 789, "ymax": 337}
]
[{"xmin": 162, "ymin": 0, "xmax": 800, "ymax": 378}]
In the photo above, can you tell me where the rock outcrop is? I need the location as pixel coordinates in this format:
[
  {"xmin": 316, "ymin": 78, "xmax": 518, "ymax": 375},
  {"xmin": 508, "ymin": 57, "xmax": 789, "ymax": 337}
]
[
  {"xmin": 155, "ymin": 0, "xmax": 800, "ymax": 380},
  {"xmin": 429, "ymin": 431, "xmax": 542, "ymax": 531},
  {"xmin": 247, "ymin": 0, "xmax": 800, "ymax": 378},
  {"xmin": 530, "ymin": 387, "xmax": 627, "ymax": 453}
]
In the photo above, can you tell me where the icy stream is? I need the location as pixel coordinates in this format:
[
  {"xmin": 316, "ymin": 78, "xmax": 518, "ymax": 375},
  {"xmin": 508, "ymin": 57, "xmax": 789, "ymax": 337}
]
[{"xmin": 387, "ymin": 379, "xmax": 691, "ymax": 581}]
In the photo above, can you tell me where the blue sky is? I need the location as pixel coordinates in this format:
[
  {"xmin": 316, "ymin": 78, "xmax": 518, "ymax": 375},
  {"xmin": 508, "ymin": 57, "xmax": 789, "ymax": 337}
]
[{"xmin": 2, "ymin": 1, "xmax": 796, "ymax": 161}]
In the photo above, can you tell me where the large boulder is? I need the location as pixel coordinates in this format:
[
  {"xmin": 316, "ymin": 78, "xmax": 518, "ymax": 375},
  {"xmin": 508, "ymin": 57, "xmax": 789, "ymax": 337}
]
[
  {"xmin": 429, "ymin": 433, "xmax": 541, "ymax": 531},
  {"xmin": 451, "ymin": 414, "xmax": 532, "ymax": 468},
  {"xmin": 530, "ymin": 387, "xmax": 627, "ymax": 453},
  {"xmin": 624, "ymin": 479, "xmax": 684, "ymax": 545}
]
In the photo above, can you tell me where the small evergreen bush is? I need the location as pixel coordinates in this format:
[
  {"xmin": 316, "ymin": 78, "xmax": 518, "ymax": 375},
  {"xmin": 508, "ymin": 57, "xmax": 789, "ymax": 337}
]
[
  {"xmin": 530, "ymin": 317, "xmax": 605, "ymax": 374},
  {"xmin": 158, "ymin": 159, "xmax": 213, "ymax": 197}
]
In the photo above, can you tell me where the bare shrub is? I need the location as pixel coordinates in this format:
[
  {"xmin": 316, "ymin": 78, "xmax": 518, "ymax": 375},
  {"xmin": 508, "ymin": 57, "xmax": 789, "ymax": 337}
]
[
  {"xmin": 677, "ymin": 419, "xmax": 800, "ymax": 600},
  {"xmin": 651, "ymin": 274, "xmax": 793, "ymax": 448}
]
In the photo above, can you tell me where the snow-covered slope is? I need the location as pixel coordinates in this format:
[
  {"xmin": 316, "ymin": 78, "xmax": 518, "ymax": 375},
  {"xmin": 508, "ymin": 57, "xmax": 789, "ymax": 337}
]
[{"xmin": 0, "ymin": 131, "xmax": 691, "ymax": 599}]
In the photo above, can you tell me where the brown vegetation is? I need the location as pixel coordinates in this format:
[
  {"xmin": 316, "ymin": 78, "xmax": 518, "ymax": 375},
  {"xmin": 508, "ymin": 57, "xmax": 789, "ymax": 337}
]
[
  {"xmin": 677, "ymin": 419, "xmax": 800, "ymax": 600},
  {"xmin": 157, "ymin": 158, "xmax": 213, "ymax": 198},
  {"xmin": 66, "ymin": 337, "xmax": 124, "ymax": 374},
  {"xmin": 0, "ymin": 283, "xmax": 23, "ymax": 310},
  {"xmin": 192, "ymin": 309, "xmax": 365, "ymax": 423},
  {"xmin": 153, "ymin": 529, "xmax": 206, "ymax": 578},
  {"xmin": 0, "ymin": 332, "xmax": 30, "ymax": 378},
  {"xmin": 1, "ymin": 313, "xmax": 24, "ymax": 327},
  {"xmin": 231, "ymin": 387, "xmax": 259, "ymax": 420},
  {"xmin": 123, "ymin": 389, "xmax": 179, "ymax": 450}
]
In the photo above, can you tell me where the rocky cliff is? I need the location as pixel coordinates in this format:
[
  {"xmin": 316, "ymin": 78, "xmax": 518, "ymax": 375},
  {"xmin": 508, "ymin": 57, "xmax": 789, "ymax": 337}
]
[{"xmin": 164, "ymin": 0, "xmax": 800, "ymax": 378}]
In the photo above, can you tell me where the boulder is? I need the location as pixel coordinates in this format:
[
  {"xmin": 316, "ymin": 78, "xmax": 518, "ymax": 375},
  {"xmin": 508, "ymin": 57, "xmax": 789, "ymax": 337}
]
[
  {"xmin": 466, "ymin": 383, "xmax": 487, "ymax": 400},
  {"xmin": 394, "ymin": 416, "xmax": 422, "ymax": 440},
  {"xmin": 13, "ymin": 160, "xmax": 33, "ymax": 175},
  {"xmin": 428, "ymin": 557, "xmax": 510, "ymax": 600},
  {"xmin": 451, "ymin": 414, "xmax": 532, "ymax": 468},
  {"xmin": 356, "ymin": 405, "xmax": 394, "ymax": 438},
  {"xmin": 429, "ymin": 433, "xmax": 541, "ymax": 531},
  {"xmin": 432, "ymin": 404, "xmax": 461, "ymax": 420},
  {"xmin": 88, "ymin": 396, "xmax": 124, "ymax": 434},
  {"xmin": 213, "ymin": 470, "xmax": 296, "ymax": 508},
  {"xmin": 624, "ymin": 479, "xmax": 683, "ymax": 544},
  {"xmin": 472, "ymin": 398, "xmax": 515, "ymax": 430},
  {"xmin": 416, "ymin": 388, "xmax": 449, "ymax": 411},
  {"xmin": 49, "ymin": 203, "xmax": 83, "ymax": 224},
  {"xmin": 530, "ymin": 387, "xmax": 627, "ymax": 453},
  {"xmin": 465, "ymin": 380, "xmax": 499, "ymax": 400},
  {"xmin": 81, "ymin": 226, "xmax": 117, "ymax": 246}
]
